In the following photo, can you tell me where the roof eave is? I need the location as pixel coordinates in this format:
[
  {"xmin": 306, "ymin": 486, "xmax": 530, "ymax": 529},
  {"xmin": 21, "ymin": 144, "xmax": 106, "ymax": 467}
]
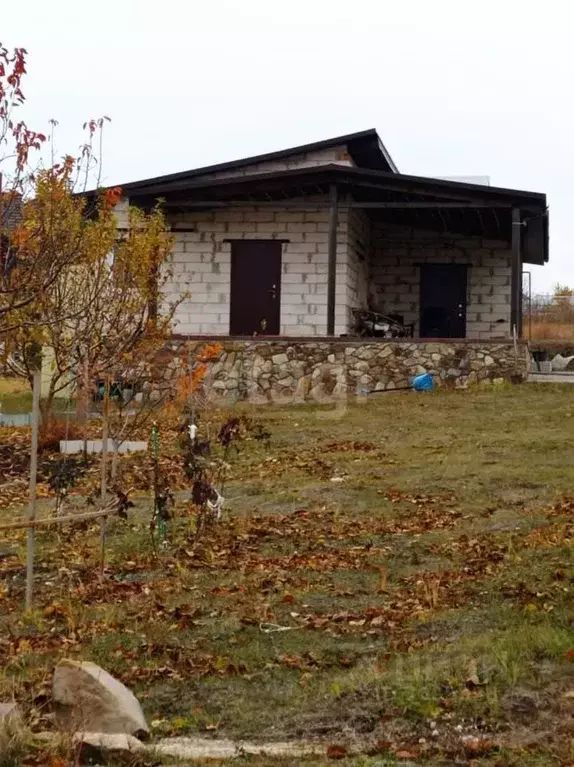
[{"xmin": 128, "ymin": 163, "xmax": 547, "ymax": 208}]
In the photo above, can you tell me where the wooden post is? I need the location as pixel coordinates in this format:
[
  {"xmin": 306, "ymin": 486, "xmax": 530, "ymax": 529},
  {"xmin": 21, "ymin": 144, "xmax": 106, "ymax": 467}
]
[
  {"xmin": 326, "ymin": 184, "xmax": 338, "ymax": 336},
  {"xmin": 25, "ymin": 370, "xmax": 41, "ymax": 611},
  {"xmin": 510, "ymin": 208, "xmax": 522, "ymax": 337},
  {"xmin": 100, "ymin": 376, "xmax": 110, "ymax": 574}
]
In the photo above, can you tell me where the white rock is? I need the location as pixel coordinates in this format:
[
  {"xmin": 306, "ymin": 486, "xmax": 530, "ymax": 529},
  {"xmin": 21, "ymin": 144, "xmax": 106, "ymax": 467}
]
[
  {"xmin": 154, "ymin": 737, "xmax": 237, "ymax": 760},
  {"xmin": 240, "ymin": 740, "xmax": 327, "ymax": 757},
  {"xmin": 53, "ymin": 660, "xmax": 149, "ymax": 738},
  {"xmin": 552, "ymin": 354, "xmax": 574, "ymax": 371},
  {"xmin": 74, "ymin": 731, "xmax": 145, "ymax": 757},
  {"xmin": 153, "ymin": 737, "xmax": 325, "ymax": 760}
]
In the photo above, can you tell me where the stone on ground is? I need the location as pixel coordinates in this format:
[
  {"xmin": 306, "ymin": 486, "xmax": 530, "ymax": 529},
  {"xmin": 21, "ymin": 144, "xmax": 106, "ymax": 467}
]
[
  {"xmin": 153, "ymin": 736, "xmax": 326, "ymax": 760},
  {"xmin": 551, "ymin": 354, "xmax": 574, "ymax": 371},
  {"xmin": 52, "ymin": 659, "xmax": 149, "ymax": 738},
  {"xmin": 74, "ymin": 732, "xmax": 145, "ymax": 762}
]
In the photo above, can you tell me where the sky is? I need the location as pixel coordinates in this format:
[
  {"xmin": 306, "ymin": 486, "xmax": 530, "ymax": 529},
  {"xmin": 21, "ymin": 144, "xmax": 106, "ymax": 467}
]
[{"xmin": 2, "ymin": 0, "xmax": 572, "ymax": 292}]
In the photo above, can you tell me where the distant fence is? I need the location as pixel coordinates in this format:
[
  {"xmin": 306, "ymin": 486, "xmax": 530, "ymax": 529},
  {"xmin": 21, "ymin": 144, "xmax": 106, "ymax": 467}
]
[{"xmin": 524, "ymin": 294, "xmax": 574, "ymax": 341}]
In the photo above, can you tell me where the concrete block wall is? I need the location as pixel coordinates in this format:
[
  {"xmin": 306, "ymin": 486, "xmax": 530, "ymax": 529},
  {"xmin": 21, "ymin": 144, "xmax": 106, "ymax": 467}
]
[
  {"xmin": 113, "ymin": 198, "xmax": 130, "ymax": 228},
  {"xmin": 369, "ymin": 224, "xmax": 512, "ymax": 339},
  {"xmin": 193, "ymin": 146, "xmax": 354, "ymax": 182},
  {"xmin": 119, "ymin": 193, "xmax": 512, "ymax": 340},
  {"xmin": 346, "ymin": 209, "xmax": 371, "ymax": 330},
  {"xmin": 165, "ymin": 203, "xmax": 351, "ymax": 336}
]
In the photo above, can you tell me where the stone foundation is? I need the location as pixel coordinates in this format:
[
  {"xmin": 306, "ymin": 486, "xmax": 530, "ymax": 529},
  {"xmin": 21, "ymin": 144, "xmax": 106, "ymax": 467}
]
[{"xmin": 163, "ymin": 339, "xmax": 530, "ymax": 403}]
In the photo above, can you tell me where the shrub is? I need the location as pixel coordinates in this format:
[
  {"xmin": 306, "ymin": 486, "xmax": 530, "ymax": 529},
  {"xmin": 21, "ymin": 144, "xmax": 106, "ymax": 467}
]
[{"xmin": 38, "ymin": 417, "xmax": 83, "ymax": 453}]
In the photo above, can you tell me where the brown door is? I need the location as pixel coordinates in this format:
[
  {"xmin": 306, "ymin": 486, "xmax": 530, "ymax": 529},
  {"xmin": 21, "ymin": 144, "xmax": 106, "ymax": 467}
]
[
  {"xmin": 420, "ymin": 264, "xmax": 468, "ymax": 338},
  {"xmin": 230, "ymin": 240, "xmax": 281, "ymax": 335}
]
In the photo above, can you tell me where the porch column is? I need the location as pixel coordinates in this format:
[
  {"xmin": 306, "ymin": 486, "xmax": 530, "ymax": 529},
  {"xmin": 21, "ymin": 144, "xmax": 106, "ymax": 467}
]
[
  {"xmin": 326, "ymin": 184, "xmax": 338, "ymax": 336},
  {"xmin": 510, "ymin": 207, "xmax": 522, "ymax": 337}
]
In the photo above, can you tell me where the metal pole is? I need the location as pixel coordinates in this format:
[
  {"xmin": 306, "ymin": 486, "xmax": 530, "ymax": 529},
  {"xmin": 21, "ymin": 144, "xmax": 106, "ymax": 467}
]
[
  {"xmin": 25, "ymin": 370, "xmax": 41, "ymax": 611},
  {"xmin": 151, "ymin": 423, "xmax": 165, "ymax": 541},
  {"xmin": 511, "ymin": 208, "xmax": 522, "ymax": 337},
  {"xmin": 523, "ymin": 270, "xmax": 532, "ymax": 342},
  {"xmin": 326, "ymin": 184, "xmax": 338, "ymax": 336}
]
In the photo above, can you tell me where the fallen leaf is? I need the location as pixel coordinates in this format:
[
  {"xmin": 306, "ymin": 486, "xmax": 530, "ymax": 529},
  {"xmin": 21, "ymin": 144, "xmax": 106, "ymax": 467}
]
[
  {"xmin": 463, "ymin": 736, "xmax": 495, "ymax": 757},
  {"xmin": 326, "ymin": 744, "xmax": 347, "ymax": 759},
  {"xmin": 280, "ymin": 593, "xmax": 296, "ymax": 603}
]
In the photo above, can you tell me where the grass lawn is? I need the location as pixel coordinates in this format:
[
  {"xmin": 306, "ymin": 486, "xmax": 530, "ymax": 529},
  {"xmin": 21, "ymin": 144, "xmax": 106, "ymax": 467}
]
[
  {"xmin": 0, "ymin": 376, "xmax": 30, "ymax": 413},
  {"xmin": 0, "ymin": 377, "xmax": 71, "ymax": 416},
  {"xmin": 1, "ymin": 383, "xmax": 574, "ymax": 764}
]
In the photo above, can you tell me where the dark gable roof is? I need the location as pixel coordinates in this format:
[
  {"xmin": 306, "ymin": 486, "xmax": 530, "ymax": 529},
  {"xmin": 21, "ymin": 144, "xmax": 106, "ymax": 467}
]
[
  {"xmin": 113, "ymin": 130, "xmax": 547, "ymax": 265},
  {"xmin": 120, "ymin": 128, "xmax": 398, "ymax": 193}
]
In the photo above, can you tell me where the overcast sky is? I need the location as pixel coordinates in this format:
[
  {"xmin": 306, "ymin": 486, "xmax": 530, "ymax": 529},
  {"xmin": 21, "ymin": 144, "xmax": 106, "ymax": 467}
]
[{"xmin": 2, "ymin": 0, "xmax": 571, "ymax": 292}]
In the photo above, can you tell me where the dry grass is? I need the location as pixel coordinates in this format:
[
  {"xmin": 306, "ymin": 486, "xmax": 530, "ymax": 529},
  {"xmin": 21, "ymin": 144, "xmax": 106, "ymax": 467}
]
[
  {"xmin": 529, "ymin": 320, "xmax": 574, "ymax": 340},
  {"xmin": 0, "ymin": 377, "xmax": 28, "ymax": 397},
  {"xmin": 2, "ymin": 385, "xmax": 574, "ymax": 765}
]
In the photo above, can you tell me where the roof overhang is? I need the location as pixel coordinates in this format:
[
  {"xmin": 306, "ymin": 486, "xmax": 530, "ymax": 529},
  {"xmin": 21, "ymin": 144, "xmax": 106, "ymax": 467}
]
[{"xmin": 127, "ymin": 164, "xmax": 548, "ymax": 265}]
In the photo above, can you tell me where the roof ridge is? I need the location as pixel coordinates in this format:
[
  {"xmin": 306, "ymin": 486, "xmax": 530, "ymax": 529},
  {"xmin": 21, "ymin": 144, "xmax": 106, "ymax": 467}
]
[{"xmin": 120, "ymin": 128, "xmax": 390, "ymax": 191}]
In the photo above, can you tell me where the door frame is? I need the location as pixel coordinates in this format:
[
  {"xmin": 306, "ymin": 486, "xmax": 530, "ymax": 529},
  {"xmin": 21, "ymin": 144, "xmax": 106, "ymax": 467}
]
[
  {"xmin": 228, "ymin": 239, "xmax": 284, "ymax": 336},
  {"xmin": 418, "ymin": 263, "xmax": 469, "ymax": 339}
]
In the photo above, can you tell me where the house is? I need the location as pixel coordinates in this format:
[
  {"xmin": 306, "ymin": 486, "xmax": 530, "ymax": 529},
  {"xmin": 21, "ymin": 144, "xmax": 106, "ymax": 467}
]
[
  {"xmin": 0, "ymin": 192, "xmax": 22, "ymax": 276},
  {"xmin": 116, "ymin": 128, "xmax": 548, "ymax": 343}
]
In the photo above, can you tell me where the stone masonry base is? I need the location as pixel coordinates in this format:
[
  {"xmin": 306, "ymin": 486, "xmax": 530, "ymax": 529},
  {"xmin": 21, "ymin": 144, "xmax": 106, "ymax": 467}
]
[{"xmin": 161, "ymin": 339, "xmax": 530, "ymax": 404}]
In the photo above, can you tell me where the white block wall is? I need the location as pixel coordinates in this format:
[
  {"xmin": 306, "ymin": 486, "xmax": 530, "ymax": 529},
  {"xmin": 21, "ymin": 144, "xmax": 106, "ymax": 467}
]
[
  {"xmin": 117, "ymin": 194, "xmax": 512, "ymax": 340},
  {"xmin": 368, "ymin": 223, "xmax": 512, "ymax": 339},
  {"xmin": 346, "ymin": 209, "xmax": 371, "ymax": 329},
  {"xmin": 165, "ymin": 203, "xmax": 351, "ymax": 336},
  {"xmin": 193, "ymin": 146, "xmax": 354, "ymax": 181}
]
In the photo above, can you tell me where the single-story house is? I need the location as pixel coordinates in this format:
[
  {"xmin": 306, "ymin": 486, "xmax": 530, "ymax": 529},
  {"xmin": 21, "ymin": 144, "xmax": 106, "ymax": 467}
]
[{"xmin": 116, "ymin": 128, "xmax": 548, "ymax": 342}]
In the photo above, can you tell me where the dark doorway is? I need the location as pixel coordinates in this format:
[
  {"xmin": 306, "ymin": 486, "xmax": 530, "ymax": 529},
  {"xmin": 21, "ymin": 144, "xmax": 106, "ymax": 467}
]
[
  {"xmin": 419, "ymin": 264, "xmax": 468, "ymax": 338},
  {"xmin": 230, "ymin": 240, "xmax": 282, "ymax": 335}
]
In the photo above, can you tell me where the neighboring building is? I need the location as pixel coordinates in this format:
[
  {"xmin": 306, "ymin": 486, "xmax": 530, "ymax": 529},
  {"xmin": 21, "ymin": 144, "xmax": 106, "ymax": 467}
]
[
  {"xmin": 115, "ymin": 129, "xmax": 548, "ymax": 340},
  {"xmin": 0, "ymin": 192, "xmax": 22, "ymax": 276}
]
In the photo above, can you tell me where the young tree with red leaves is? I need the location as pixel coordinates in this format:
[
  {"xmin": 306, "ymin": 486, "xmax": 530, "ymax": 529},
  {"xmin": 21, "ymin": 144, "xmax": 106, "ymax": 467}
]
[
  {"xmin": 0, "ymin": 44, "xmax": 184, "ymax": 419},
  {"xmin": 0, "ymin": 44, "xmax": 113, "ymax": 335}
]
